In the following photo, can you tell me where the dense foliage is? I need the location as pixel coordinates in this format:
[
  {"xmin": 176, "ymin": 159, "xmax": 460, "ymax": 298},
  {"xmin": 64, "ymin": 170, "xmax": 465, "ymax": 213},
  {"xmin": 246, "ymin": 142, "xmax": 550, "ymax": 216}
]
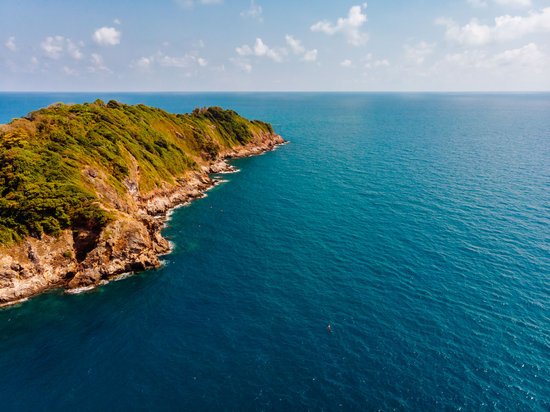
[{"xmin": 0, "ymin": 100, "xmax": 274, "ymax": 244}]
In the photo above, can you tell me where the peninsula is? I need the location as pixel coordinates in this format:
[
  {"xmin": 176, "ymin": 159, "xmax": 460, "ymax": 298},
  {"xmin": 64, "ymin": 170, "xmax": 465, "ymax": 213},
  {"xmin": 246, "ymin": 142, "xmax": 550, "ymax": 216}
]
[{"xmin": 0, "ymin": 100, "xmax": 285, "ymax": 305}]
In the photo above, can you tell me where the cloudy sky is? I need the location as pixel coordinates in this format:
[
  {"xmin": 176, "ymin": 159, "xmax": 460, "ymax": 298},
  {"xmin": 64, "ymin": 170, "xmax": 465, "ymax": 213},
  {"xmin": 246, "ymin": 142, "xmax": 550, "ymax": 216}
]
[{"xmin": 1, "ymin": 0, "xmax": 549, "ymax": 91}]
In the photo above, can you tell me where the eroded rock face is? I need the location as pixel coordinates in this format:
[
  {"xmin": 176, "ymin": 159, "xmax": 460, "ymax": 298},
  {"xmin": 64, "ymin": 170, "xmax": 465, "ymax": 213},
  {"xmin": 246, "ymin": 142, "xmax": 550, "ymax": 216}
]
[
  {"xmin": 0, "ymin": 231, "xmax": 78, "ymax": 304},
  {"xmin": 0, "ymin": 132, "xmax": 285, "ymax": 306},
  {"xmin": 68, "ymin": 217, "xmax": 167, "ymax": 289}
]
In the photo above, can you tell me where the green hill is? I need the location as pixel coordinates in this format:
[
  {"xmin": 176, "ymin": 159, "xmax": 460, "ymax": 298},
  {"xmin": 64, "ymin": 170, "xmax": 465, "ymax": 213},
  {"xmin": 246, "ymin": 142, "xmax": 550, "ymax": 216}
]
[{"xmin": 0, "ymin": 100, "xmax": 276, "ymax": 244}]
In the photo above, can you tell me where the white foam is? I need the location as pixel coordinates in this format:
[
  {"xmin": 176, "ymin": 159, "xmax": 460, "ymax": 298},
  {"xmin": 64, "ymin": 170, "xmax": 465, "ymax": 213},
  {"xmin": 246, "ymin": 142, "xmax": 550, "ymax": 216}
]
[
  {"xmin": 67, "ymin": 271, "xmax": 136, "ymax": 293},
  {"xmin": 0, "ymin": 297, "xmax": 29, "ymax": 309},
  {"xmin": 111, "ymin": 272, "xmax": 134, "ymax": 282},
  {"xmin": 162, "ymin": 240, "xmax": 176, "ymax": 254},
  {"xmin": 65, "ymin": 285, "xmax": 96, "ymax": 295},
  {"xmin": 165, "ymin": 202, "xmax": 188, "ymax": 221},
  {"xmin": 217, "ymin": 167, "xmax": 240, "ymax": 174}
]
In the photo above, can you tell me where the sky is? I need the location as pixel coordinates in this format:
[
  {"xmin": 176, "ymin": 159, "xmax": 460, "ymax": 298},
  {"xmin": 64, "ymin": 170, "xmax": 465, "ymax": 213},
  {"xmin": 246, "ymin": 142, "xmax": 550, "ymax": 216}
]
[{"xmin": 1, "ymin": 0, "xmax": 549, "ymax": 91}]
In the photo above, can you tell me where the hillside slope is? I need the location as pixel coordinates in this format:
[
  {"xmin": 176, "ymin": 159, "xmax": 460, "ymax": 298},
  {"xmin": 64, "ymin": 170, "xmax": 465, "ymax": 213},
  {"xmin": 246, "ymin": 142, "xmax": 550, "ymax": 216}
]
[{"xmin": 0, "ymin": 100, "xmax": 284, "ymax": 305}]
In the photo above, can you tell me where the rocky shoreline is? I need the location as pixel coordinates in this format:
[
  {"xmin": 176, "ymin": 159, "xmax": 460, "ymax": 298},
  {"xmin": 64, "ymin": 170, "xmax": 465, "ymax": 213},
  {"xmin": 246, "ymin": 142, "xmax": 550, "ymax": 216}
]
[{"xmin": 0, "ymin": 135, "xmax": 286, "ymax": 307}]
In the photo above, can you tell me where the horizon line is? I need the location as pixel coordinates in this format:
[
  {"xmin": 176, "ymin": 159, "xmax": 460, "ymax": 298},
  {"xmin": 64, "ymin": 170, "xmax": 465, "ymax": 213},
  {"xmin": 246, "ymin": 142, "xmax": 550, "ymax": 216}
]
[{"xmin": 1, "ymin": 90, "xmax": 549, "ymax": 94}]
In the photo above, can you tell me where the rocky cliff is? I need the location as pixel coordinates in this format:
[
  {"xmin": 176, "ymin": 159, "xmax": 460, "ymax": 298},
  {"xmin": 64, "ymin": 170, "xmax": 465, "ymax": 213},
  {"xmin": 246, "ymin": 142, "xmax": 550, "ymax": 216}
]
[{"xmin": 0, "ymin": 101, "xmax": 284, "ymax": 305}]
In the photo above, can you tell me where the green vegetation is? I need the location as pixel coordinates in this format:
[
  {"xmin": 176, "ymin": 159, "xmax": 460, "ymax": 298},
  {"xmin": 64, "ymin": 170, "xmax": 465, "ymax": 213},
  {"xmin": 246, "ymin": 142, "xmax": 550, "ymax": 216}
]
[{"xmin": 0, "ymin": 100, "xmax": 274, "ymax": 244}]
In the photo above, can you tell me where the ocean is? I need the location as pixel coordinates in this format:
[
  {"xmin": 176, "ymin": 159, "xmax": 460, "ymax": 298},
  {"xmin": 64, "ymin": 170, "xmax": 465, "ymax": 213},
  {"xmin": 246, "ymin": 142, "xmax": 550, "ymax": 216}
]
[{"xmin": 0, "ymin": 93, "xmax": 548, "ymax": 410}]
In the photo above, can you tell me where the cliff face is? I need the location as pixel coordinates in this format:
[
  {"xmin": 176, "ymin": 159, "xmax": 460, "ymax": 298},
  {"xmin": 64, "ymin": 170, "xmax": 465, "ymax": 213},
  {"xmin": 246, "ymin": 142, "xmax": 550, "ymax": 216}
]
[{"xmin": 0, "ymin": 101, "xmax": 284, "ymax": 305}]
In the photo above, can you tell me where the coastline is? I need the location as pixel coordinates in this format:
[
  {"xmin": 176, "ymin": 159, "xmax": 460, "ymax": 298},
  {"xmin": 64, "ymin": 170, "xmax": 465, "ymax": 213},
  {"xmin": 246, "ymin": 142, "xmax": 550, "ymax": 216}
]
[{"xmin": 0, "ymin": 137, "xmax": 286, "ymax": 308}]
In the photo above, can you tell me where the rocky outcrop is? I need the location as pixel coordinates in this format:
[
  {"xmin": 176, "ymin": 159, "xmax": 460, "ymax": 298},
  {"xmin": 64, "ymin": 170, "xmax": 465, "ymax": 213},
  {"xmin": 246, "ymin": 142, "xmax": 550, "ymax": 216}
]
[
  {"xmin": 0, "ymin": 231, "xmax": 77, "ymax": 304},
  {"xmin": 0, "ymin": 132, "xmax": 285, "ymax": 307}
]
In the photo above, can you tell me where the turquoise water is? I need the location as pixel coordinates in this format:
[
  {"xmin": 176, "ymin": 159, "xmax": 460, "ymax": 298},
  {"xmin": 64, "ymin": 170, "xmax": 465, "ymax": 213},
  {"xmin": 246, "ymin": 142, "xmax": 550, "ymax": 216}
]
[{"xmin": 0, "ymin": 93, "xmax": 549, "ymax": 410}]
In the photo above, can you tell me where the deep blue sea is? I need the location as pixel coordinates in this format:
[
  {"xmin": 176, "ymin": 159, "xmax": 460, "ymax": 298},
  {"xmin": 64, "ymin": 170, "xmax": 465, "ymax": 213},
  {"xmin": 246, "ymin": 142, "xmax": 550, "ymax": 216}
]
[{"xmin": 0, "ymin": 93, "xmax": 549, "ymax": 411}]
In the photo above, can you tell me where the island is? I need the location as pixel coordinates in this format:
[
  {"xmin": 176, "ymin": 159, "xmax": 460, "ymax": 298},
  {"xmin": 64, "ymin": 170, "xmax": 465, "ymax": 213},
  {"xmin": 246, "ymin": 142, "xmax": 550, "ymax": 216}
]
[{"xmin": 0, "ymin": 100, "xmax": 285, "ymax": 306}]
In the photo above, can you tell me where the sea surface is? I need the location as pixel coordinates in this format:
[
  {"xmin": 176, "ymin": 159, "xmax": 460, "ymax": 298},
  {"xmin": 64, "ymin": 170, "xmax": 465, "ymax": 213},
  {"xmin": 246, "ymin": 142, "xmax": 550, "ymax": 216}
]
[{"xmin": 0, "ymin": 93, "xmax": 548, "ymax": 411}]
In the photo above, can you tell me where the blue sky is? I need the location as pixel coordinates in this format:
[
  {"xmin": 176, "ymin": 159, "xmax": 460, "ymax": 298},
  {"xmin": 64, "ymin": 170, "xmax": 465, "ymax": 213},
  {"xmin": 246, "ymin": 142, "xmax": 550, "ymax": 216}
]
[{"xmin": 1, "ymin": 0, "xmax": 549, "ymax": 91}]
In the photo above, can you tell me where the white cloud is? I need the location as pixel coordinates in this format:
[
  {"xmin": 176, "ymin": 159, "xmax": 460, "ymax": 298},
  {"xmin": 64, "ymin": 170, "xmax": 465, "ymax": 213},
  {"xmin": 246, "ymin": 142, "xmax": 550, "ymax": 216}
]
[
  {"xmin": 41, "ymin": 36, "xmax": 64, "ymax": 59},
  {"xmin": 285, "ymin": 35, "xmax": 305, "ymax": 54},
  {"xmin": 404, "ymin": 41, "xmax": 435, "ymax": 64},
  {"xmin": 253, "ymin": 38, "xmax": 283, "ymax": 61},
  {"xmin": 230, "ymin": 57, "xmax": 253, "ymax": 73},
  {"xmin": 114, "ymin": 18, "xmax": 122, "ymax": 25},
  {"xmin": 92, "ymin": 27, "xmax": 121, "ymax": 46},
  {"xmin": 135, "ymin": 56, "xmax": 153, "ymax": 69},
  {"xmin": 89, "ymin": 53, "xmax": 111, "ymax": 72},
  {"xmin": 467, "ymin": 0, "xmax": 488, "ymax": 7},
  {"xmin": 236, "ymin": 38, "xmax": 283, "ymax": 62},
  {"xmin": 375, "ymin": 59, "xmax": 390, "ymax": 67},
  {"xmin": 236, "ymin": 44, "xmax": 253, "ymax": 56},
  {"xmin": 63, "ymin": 66, "xmax": 77, "ymax": 76},
  {"xmin": 443, "ymin": 42, "xmax": 545, "ymax": 70},
  {"xmin": 437, "ymin": 7, "xmax": 550, "ymax": 46},
  {"xmin": 175, "ymin": 0, "xmax": 223, "ymax": 8},
  {"xmin": 467, "ymin": 0, "xmax": 532, "ymax": 7},
  {"xmin": 5, "ymin": 36, "xmax": 16, "ymax": 51},
  {"xmin": 285, "ymin": 35, "xmax": 318, "ymax": 62},
  {"xmin": 362, "ymin": 53, "xmax": 390, "ymax": 69},
  {"xmin": 302, "ymin": 49, "xmax": 318, "ymax": 62},
  {"xmin": 311, "ymin": 4, "xmax": 369, "ymax": 46},
  {"xmin": 133, "ymin": 52, "xmax": 208, "ymax": 70},
  {"xmin": 157, "ymin": 54, "xmax": 195, "ymax": 68},
  {"xmin": 40, "ymin": 36, "xmax": 83, "ymax": 60},
  {"xmin": 241, "ymin": 0, "xmax": 263, "ymax": 21},
  {"xmin": 67, "ymin": 40, "xmax": 83, "ymax": 60},
  {"xmin": 341, "ymin": 59, "xmax": 353, "ymax": 67},
  {"xmin": 492, "ymin": 42, "xmax": 543, "ymax": 66},
  {"xmin": 494, "ymin": 0, "xmax": 532, "ymax": 7},
  {"xmin": 236, "ymin": 35, "xmax": 316, "ymax": 65}
]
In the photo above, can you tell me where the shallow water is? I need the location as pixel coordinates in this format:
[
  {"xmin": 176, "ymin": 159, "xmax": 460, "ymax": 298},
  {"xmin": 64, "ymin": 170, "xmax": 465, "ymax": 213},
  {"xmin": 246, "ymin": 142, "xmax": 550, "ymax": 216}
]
[{"xmin": 0, "ymin": 93, "xmax": 549, "ymax": 410}]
